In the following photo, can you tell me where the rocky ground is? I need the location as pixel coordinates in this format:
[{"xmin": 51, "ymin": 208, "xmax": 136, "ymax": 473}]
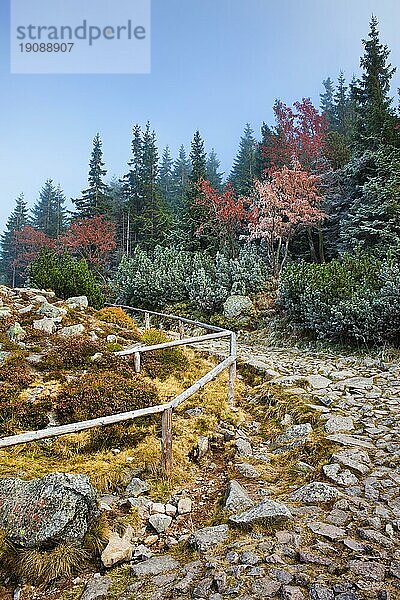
[{"xmin": 0, "ymin": 288, "xmax": 399, "ymax": 600}]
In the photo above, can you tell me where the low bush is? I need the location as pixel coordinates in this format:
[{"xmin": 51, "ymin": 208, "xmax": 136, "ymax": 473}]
[
  {"xmin": 0, "ymin": 356, "xmax": 52, "ymax": 434},
  {"xmin": 29, "ymin": 250, "xmax": 104, "ymax": 308},
  {"xmin": 41, "ymin": 335, "xmax": 102, "ymax": 370},
  {"xmin": 140, "ymin": 328, "xmax": 189, "ymax": 379},
  {"xmin": 55, "ymin": 369, "xmax": 159, "ymax": 423},
  {"xmin": 279, "ymin": 254, "xmax": 400, "ymax": 344},
  {"xmin": 97, "ymin": 306, "xmax": 139, "ymax": 333},
  {"xmin": 113, "ymin": 245, "xmax": 268, "ymax": 314}
]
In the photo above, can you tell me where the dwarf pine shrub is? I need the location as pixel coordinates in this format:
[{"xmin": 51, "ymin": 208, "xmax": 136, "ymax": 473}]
[
  {"xmin": 279, "ymin": 254, "xmax": 400, "ymax": 344},
  {"xmin": 113, "ymin": 245, "xmax": 268, "ymax": 313}
]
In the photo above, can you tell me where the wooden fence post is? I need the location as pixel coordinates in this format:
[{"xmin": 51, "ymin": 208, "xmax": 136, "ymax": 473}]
[
  {"xmin": 178, "ymin": 319, "xmax": 185, "ymax": 340},
  {"xmin": 228, "ymin": 333, "xmax": 236, "ymax": 406},
  {"xmin": 133, "ymin": 352, "xmax": 141, "ymax": 373},
  {"xmin": 144, "ymin": 312, "xmax": 150, "ymax": 330},
  {"xmin": 161, "ymin": 407, "xmax": 173, "ymax": 476}
]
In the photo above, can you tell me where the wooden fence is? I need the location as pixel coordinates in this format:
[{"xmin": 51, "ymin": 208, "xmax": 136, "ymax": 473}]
[{"xmin": 0, "ymin": 305, "xmax": 236, "ymax": 476}]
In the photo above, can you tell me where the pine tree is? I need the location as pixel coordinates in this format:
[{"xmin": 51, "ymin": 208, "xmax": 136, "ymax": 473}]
[
  {"xmin": 206, "ymin": 149, "xmax": 224, "ymax": 190},
  {"xmin": 257, "ymin": 122, "xmax": 275, "ymax": 177},
  {"xmin": 229, "ymin": 124, "xmax": 257, "ymax": 195},
  {"xmin": 189, "ymin": 130, "xmax": 207, "ymax": 184},
  {"xmin": 351, "ymin": 16, "xmax": 398, "ymax": 149},
  {"xmin": 32, "ymin": 179, "xmax": 67, "ymax": 237},
  {"xmin": 340, "ymin": 147, "xmax": 400, "ymax": 254},
  {"xmin": 121, "ymin": 124, "xmax": 144, "ymax": 253},
  {"xmin": 159, "ymin": 146, "xmax": 175, "ymax": 212},
  {"xmin": 320, "ymin": 77, "xmax": 335, "ymax": 126},
  {"xmin": 0, "ymin": 194, "xmax": 29, "ymax": 286},
  {"xmin": 140, "ymin": 122, "xmax": 170, "ymax": 248},
  {"xmin": 73, "ymin": 133, "xmax": 111, "ymax": 218},
  {"xmin": 182, "ymin": 130, "xmax": 208, "ymax": 247},
  {"xmin": 171, "ymin": 145, "xmax": 191, "ymax": 215}
]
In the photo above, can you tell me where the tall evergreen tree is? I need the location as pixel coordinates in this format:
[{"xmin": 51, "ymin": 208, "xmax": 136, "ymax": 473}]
[
  {"xmin": 206, "ymin": 149, "xmax": 224, "ymax": 190},
  {"xmin": 181, "ymin": 130, "xmax": 208, "ymax": 248},
  {"xmin": 229, "ymin": 124, "xmax": 257, "ymax": 195},
  {"xmin": 320, "ymin": 77, "xmax": 335, "ymax": 126},
  {"xmin": 73, "ymin": 133, "xmax": 111, "ymax": 218},
  {"xmin": 189, "ymin": 130, "xmax": 207, "ymax": 185},
  {"xmin": 121, "ymin": 124, "xmax": 144, "ymax": 253},
  {"xmin": 32, "ymin": 179, "xmax": 67, "ymax": 237},
  {"xmin": 256, "ymin": 122, "xmax": 275, "ymax": 177},
  {"xmin": 340, "ymin": 147, "xmax": 400, "ymax": 254},
  {"xmin": 0, "ymin": 194, "xmax": 29, "ymax": 286},
  {"xmin": 351, "ymin": 16, "xmax": 398, "ymax": 149},
  {"xmin": 159, "ymin": 146, "xmax": 175, "ymax": 212},
  {"xmin": 141, "ymin": 122, "xmax": 170, "ymax": 248},
  {"xmin": 171, "ymin": 145, "xmax": 191, "ymax": 215}
]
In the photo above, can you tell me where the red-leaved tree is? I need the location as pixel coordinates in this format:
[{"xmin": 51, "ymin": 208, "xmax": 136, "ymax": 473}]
[
  {"xmin": 58, "ymin": 215, "xmax": 116, "ymax": 267},
  {"xmin": 195, "ymin": 180, "xmax": 251, "ymax": 257},
  {"xmin": 13, "ymin": 226, "xmax": 55, "ymax": 273},
  {"xmin": 262, "ymin": 98, "xmax": 329, "ymax": 174},
  {"xmin": 248, "ymin": 163, "xmax": 325, "ymax": 274}
]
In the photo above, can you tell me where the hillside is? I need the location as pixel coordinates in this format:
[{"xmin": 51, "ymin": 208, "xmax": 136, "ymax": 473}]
[{"xmin": 0, "ymin": 286, "xmax": 399, "ymax": 600}]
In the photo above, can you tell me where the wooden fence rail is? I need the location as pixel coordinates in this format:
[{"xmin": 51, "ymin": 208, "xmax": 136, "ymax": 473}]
[{"xmin": 0, "ymin": 304, "xmax": 237, "ymax": 477}]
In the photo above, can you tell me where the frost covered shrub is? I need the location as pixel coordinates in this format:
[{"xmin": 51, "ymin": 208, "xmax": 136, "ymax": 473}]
[
  {"xmin": 279, "ymin": 255, "xmax": 400, "ymax": 344},
  {"xmin": 113, "ymin": 245, "xmax": 268, "ymax": 313},
  {"xmin": 113, "ymin": 247, "xmax": 193, "ymax": 309}
]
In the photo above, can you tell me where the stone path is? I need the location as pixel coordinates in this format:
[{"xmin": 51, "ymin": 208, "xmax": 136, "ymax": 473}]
[{"xmin": 188, "ymin": 332, "xmax": 400, "ymax": 599}]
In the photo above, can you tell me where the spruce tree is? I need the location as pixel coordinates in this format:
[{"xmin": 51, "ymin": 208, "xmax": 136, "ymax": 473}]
[
  {"xmin": 206, "ymin": 149, "xmax": 224, "ymax": 190},
  {"xmin": 73, "ymin": 133, "xmax": 111, "ymax": 218},
  {"xmin": 141, "ymin": 122, "xmax": 170, "ymax": 248},
  {"xmin": 0, "ymin": 194, "xmax": 29, "ymax": 286},
  {"xmin": 229, "ymin": 124, "xmax": 257, "ymax": 195},
  {"xmin": 32, "ymin": 179, "xmax": 67, "ymax": 237},
  {"xmin": 171, "ymin": 145, "xmax": 191, "ymax": 215},
  {"xmin": 340, "ymin": 147, "xmax": 400, "ymax": 254},
  {"xmin": 121, "ymin": 124, "xmax": 144, "ymax": 252},
  {"xmin": 257, "ymin": 122, "xmax": 275, "ymax": 177},
  {"xmin": 159, "ymin": 146, "xmax": 175, "ymax": 212},
  {"xmin": 320, "ymin": 77, "xmax": 335, "ymax": 126},
  {"xmin": 351, "ymin": 16, "xmax": 398, "ymax": 149},
  {"xmin": 182, "ymin": 130, "xmax": 207, "ymax": 248}
]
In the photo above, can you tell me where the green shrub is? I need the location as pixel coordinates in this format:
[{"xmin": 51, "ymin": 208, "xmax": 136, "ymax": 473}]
[
  {"xmin": 279, "ymin": 254, "xmax": 400, "ymax": 344},
  {"xmin": 29, "ymin": 250, "xmax": 104, "ymax": 308},
  {"xmin": 55, "ymin": 369, "xmax": 159, "ymax": 423},
  {"xmin": 140, "ymin": 328, "xmax": 189, "ymax": 379}
]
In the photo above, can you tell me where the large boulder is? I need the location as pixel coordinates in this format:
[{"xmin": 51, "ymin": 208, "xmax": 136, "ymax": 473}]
[
  {"xmin": 36, "ymin": 302, "xmax": 67, "ymax": 318},
  {"xmin": 188, "ymin": 524, "xmax": 229, "ymax": 552},
  {"xmin": 224, "ymin": 480, "xmax": 254, "ymax": 513},
  {"xmin": 223, "ymin": 295, "xmax": 254, "ymax": 320},
  {"xmin": 66, "ymin": 296, "xmax": 89, "ymax": 309},
  {"xmin": 229, "ymin": 499, "xmax": 292, "ymax": 526},
  {"xmin": 0, "ymin": 473, "xmax": 99, "ymax": 548}
]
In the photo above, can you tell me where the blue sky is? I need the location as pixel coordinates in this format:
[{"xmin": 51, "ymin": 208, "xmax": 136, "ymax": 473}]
[{"xmin": 1, "ymin": 0, "xmax": 400, "ymax": 231}]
